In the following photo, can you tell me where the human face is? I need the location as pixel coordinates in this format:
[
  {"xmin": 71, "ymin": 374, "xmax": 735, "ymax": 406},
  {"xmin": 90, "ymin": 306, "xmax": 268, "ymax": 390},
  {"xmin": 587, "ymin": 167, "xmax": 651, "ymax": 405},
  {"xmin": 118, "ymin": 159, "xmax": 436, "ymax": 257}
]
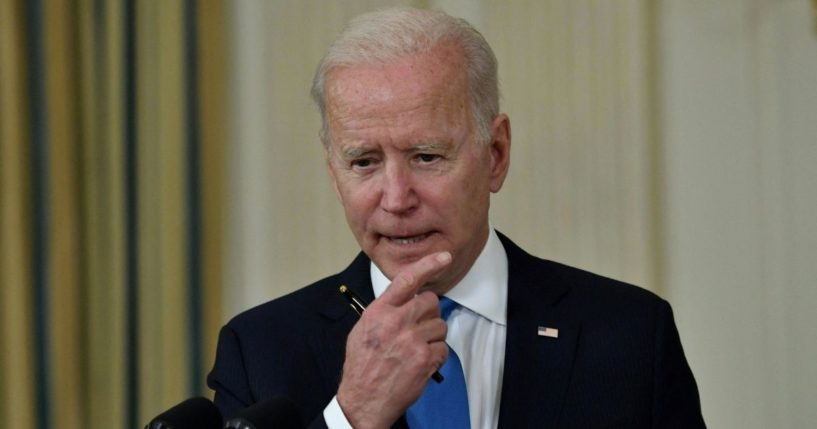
[{"xmin": 323, "ymin": 44, "xmax": 511, "ymax": 294}]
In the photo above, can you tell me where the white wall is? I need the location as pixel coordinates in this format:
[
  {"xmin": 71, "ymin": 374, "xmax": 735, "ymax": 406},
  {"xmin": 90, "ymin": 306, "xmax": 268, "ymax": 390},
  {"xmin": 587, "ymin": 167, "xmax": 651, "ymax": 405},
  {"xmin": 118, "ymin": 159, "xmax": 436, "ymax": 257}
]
[{"xmin": 658, "ymin": 0, "xmax": 817, "ymax": 427}]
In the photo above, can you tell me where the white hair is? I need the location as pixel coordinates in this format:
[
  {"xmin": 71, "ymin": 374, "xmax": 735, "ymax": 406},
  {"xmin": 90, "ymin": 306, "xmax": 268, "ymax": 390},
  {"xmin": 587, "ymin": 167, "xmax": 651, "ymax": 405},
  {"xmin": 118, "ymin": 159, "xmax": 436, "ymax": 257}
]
[{"xmin": 310, "ymin": 7, "xmax": 499, "ymax": 146}]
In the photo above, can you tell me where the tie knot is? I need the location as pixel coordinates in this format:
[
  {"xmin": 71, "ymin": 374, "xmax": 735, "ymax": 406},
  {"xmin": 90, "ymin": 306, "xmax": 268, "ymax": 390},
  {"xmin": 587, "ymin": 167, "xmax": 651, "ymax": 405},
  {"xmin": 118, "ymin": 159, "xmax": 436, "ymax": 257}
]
[{"xmin": 438, "ymin": 296, "xmax": 459, "ymax": 321}]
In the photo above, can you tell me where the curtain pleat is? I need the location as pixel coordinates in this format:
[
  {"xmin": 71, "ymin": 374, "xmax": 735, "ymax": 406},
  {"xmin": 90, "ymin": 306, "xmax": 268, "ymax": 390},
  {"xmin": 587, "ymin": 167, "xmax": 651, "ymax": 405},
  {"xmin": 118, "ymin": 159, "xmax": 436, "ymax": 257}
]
[
  {"xmin": 136, "ymin": 0, "xmax": 190, "ymax": 421},
  {"xmin": 0, "ymin": 1, "xmax": 36, "ymax": 427},
  {"xmin": 44, "ymin": 0, "xmax": 83, "ymax": 428},
  {"xmin": 196, "ymin": 0, "xmax": 226, "ymax": 395},
  {"xmin": 0, "ymin": 1, "xmax": 225, "ymax": 428},
  {"xmin": 83, "ymin": 0, "xmax": 129, "ymax": 426}
]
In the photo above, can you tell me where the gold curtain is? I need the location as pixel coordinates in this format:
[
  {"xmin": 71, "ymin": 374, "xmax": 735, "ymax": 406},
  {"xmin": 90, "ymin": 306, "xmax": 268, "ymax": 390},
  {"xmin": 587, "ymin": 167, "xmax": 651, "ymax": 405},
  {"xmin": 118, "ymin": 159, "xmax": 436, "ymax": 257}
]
[{"xmin": 0, "ymin": 0, "xmax": 226, "ymax": 427}]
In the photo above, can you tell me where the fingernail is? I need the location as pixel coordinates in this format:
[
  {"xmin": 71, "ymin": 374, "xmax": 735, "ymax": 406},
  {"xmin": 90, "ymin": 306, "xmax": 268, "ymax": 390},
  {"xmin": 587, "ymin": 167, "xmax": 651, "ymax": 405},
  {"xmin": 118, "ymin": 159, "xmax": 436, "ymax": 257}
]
[{"xmin": 436, "ymin": 252, "xmax": 452, "ymax": 264}]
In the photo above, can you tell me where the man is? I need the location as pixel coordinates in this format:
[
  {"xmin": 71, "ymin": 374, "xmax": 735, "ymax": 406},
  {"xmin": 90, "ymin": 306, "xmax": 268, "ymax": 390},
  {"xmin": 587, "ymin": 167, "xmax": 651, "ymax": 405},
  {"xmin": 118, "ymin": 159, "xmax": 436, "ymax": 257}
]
[{"xmin": 208, "ymin": 7, "xmax": 705, "ymax": 429}]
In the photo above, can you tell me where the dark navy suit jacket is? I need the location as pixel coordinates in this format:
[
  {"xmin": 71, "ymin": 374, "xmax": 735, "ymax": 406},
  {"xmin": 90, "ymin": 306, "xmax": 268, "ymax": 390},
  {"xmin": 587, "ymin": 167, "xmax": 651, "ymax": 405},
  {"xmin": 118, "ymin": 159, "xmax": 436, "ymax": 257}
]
[{"xmin": 207, "ymin": 233, "xmax": 705, "ymax": 428}]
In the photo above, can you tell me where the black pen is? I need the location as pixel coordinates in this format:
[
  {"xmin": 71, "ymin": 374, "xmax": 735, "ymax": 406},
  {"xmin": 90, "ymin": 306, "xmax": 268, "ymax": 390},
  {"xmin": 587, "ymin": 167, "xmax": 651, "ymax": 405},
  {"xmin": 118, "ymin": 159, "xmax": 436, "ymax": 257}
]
[{"xmin": 339, "ymin": 285, "xmax": 444, "ymax": 383}]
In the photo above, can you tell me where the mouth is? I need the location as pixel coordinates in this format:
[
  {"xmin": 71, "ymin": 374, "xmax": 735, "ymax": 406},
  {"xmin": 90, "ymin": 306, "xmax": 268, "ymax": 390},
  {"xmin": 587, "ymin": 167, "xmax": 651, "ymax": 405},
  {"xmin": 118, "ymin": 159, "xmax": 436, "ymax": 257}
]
[{"xmin": 382, "ymin": 232, "xmax": 432, "ymax": 245}]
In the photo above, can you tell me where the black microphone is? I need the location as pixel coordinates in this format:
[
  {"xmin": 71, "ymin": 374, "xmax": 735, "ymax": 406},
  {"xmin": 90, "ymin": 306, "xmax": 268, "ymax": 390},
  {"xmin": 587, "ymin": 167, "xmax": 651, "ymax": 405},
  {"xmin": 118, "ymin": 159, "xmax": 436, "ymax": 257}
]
[
  {"xmin": 145, "ymin": 396, "xmax": 223, "ymax": 429},
  {"xmin": 224, "ymin": 396, "xmax": 304, "ymax": 429}
]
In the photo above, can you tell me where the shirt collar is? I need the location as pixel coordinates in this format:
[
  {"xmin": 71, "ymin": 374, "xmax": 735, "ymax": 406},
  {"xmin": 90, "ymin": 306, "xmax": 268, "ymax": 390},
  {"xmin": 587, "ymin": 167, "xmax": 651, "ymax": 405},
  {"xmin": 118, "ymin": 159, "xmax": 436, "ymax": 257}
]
[{"xmin": 370, "ymin": 227, "xmax": 508, "ymax": 325}]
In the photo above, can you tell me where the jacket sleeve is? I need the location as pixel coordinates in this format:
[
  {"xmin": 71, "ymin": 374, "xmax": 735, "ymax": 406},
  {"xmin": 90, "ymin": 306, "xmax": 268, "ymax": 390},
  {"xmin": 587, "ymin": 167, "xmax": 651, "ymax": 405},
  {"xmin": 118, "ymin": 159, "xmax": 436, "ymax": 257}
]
[
  {"xmin": 652, "ymin": 301, "xmax": 707, "ymax": 428},
  {"xmin": 207, "ymin": 324, "xmax": 333, "ymax": 428},
  {"xmin": 207, "ymin": 325, "xmax": 254, "ymax": 422}
]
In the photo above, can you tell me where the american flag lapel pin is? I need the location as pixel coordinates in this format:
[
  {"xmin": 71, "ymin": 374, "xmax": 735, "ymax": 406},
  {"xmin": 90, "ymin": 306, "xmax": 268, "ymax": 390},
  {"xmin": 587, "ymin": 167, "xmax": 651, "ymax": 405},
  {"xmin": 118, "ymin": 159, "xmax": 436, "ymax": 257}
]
[{"xmin": 538, "ymin": 326, "xmax": 559, "ymax": 338}]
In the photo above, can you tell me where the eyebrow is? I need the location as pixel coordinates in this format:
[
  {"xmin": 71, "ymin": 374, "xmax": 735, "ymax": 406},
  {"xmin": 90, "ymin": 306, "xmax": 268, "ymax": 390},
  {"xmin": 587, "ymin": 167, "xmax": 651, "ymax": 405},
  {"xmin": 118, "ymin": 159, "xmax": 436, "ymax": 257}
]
[
  {"xmin": 338, "ymin": 140, "xmax": 450, "ymax": 160},
  {"xmin": 339, "ymin": 146, "xmax": 376, "ymax": 160},
  {"xmin": 411, "ymin": 142, "xmax": 449, "ymax": 152}
]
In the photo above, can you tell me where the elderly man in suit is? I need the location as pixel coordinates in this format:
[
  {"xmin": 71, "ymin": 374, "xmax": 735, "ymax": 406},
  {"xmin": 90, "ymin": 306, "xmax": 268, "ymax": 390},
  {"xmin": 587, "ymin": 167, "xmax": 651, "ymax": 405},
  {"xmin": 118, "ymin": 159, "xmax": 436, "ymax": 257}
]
[{"xmin": 208, "ymin": 7, "xmax": 705, "ymax": 429}]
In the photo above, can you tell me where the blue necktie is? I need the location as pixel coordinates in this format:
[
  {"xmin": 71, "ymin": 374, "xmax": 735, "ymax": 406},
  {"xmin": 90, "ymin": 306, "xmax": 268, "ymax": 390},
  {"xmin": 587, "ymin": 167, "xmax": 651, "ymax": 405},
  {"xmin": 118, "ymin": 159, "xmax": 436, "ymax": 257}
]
[{"xmin": 405, "ymin": 297, "xmax": 471, "ymax": 429}]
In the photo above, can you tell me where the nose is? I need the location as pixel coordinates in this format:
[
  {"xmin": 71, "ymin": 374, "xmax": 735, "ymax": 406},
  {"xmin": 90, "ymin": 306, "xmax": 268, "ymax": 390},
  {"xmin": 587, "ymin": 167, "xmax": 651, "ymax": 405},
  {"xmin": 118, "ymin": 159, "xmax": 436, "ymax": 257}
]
[{"xmin": 379, "ymin": 162, "xmax": 418, "ymax": 215}]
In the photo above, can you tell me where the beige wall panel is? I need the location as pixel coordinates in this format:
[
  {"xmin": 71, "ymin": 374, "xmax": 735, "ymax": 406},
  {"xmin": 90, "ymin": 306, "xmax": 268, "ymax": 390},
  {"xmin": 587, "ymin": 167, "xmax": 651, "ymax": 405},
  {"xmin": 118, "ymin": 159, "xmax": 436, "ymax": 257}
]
[
  {"xmin": 482, "ymin": 0, "xmax": 654, "ymax": 289},
  {"xmin": 658, "ymin": 0, "xmax": 817, "ymax": 427}
]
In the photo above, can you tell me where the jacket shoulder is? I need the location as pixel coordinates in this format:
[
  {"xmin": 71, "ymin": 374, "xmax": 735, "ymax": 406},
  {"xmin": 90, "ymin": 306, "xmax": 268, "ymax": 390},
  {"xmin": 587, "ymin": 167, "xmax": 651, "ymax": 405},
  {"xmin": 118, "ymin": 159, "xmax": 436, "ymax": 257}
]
[
  {"xmin": 498, "ymin": 231, "xmax": 666, "ymax": 312},
  {"xmin": 544, "ymin": 259, "xmax": 665, "ymax": 308},
  {"xmin": 227, "ymin": 274, "xmax": 340, "ymax": 329}
]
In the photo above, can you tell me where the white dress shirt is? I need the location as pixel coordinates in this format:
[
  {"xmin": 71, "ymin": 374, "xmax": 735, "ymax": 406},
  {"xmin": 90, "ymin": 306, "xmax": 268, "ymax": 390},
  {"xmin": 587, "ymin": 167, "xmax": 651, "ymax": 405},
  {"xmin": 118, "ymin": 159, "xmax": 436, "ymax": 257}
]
[{"xmin": 324, "ymin": 229, "xmax": 508, "ymax": 429}]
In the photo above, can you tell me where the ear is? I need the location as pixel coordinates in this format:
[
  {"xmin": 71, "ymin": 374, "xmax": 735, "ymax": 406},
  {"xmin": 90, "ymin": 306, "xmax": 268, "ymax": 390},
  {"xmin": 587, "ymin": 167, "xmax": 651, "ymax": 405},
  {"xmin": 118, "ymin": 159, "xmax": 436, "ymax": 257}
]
[{"xmin": 488, "ymin": 114, "xmax": 511, "ymax": 193}]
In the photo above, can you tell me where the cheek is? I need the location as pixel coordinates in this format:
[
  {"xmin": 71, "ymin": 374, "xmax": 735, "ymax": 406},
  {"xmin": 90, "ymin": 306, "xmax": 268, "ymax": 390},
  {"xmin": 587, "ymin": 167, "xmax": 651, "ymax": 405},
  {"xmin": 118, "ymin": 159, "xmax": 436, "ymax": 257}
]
[
  {"xmin": 338, "ymin": 182, "xmax": 378, "ymax": 224},
  {"xmin": 450, "ymin": 172, "xmax": 491, "ymax": 221},
  {"xmin": 425, "ymin": 176, "xmax": 474, "ymax": 220}
]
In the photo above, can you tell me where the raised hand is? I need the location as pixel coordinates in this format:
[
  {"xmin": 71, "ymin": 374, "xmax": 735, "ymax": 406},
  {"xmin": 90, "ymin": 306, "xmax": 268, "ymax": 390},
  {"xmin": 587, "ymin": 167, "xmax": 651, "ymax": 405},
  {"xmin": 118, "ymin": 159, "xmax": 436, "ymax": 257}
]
[{"xmin": 336, "ymin": 251, "xmax": 452, "ymax": 429}]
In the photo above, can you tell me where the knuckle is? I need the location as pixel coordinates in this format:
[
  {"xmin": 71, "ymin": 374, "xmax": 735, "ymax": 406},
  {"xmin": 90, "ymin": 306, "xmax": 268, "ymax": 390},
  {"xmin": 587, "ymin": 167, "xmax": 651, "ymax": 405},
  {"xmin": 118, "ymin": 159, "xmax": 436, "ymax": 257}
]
[
  {"xmin": 400, "ymin": 325, "xmax": 424, "ymax": 346},
  {"xmin": 416, "ymin": 291, "xmax": 437, "ymax": 307},
  {"xmin": 399, "ymin": 272, "xmax": 416, "ymax": 287},
  {"xmin": 436, "ymin": 318, "xmax": 448, "ymax": 335},
  {"xmin": 423, "ymin": 316, "xmax": 446, "ymax": 338}
]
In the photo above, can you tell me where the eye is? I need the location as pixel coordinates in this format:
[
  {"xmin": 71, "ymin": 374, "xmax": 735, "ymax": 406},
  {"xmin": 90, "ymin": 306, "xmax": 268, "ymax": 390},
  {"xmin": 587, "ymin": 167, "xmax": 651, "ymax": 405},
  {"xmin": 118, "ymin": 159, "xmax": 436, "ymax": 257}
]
[
  {"xmin": 417, "ymin": 153, "xmax": 439, "ymax": 163},
  {"xmin": 351, "ymin": 158, "xmax": 377, "ymax": 170}
]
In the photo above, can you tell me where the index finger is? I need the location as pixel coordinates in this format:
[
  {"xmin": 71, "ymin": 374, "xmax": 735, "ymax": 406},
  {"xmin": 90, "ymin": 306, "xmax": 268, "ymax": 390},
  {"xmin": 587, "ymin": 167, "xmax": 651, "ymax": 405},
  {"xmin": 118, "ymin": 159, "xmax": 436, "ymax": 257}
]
[{"xmin": 378, "ymin": 251, "xmax": 452, "ymax": 306}]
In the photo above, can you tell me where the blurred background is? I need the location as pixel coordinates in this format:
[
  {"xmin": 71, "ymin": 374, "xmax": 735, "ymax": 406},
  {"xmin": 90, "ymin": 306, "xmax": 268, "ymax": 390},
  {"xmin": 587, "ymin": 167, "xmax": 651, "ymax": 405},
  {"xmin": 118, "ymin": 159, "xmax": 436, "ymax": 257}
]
[{"xmin": 1, "ymin": 0, "xmax": 815, "ymax": 428}]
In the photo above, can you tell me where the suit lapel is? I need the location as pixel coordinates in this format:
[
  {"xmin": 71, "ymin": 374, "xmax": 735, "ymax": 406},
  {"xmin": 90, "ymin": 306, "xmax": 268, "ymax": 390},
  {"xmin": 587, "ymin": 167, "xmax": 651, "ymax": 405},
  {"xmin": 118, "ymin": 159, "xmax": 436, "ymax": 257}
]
[
  {"xmin": 497, "ymin": 234, "xmax": 581, "ymax": 428},
  {"xmin": 311, "ymin": 252, "xmax": 374, "ymax": 397},
  {"xmin": 317, "ymin": 251, "xmax": 376, "ymax": 320}
]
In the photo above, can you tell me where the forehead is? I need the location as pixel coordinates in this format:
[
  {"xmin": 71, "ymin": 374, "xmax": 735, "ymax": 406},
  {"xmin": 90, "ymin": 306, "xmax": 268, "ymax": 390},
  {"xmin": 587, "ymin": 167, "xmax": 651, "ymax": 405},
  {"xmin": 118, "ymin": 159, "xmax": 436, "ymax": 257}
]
[{"xmin": 324, "ymin": 43, "xmax": 469, "ymax": 125}]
